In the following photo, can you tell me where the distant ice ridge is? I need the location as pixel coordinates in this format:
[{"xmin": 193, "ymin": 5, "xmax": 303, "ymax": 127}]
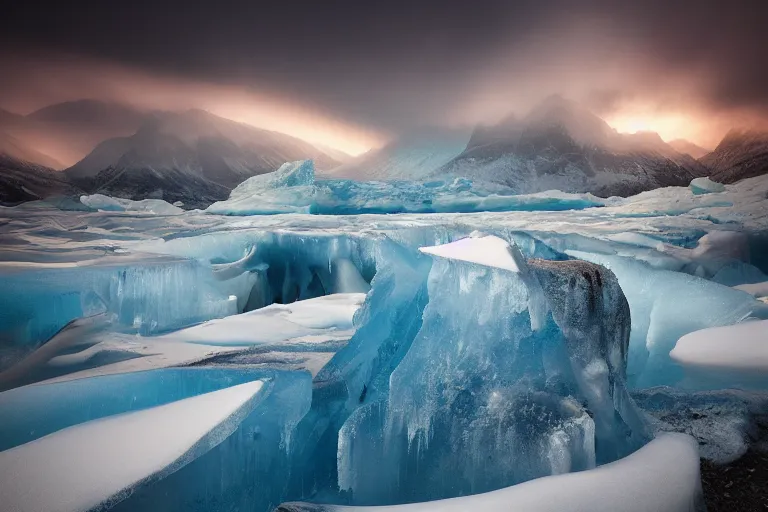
[
  {"xmin": 279, "ymin": 433, "xmax": 703, "ymax": 512},
  {"xmin": 206, "ymin": 160, "xmax": 606, "ymax": 215},
  {"xmin": 80, "ymin": 193, "xmax": 184, "ymax": 214}
]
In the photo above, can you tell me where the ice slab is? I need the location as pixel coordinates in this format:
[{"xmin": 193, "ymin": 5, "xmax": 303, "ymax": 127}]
[
  {"xmin": 671, "ymin": 320, "xmax": 768, "ymax": 372},
  {"xmin": 280, "ymin": 433, "xmax": 702, "ymax": 512},
  {"xmin": 0, "ymin": 367, "xmax": 268, "ymax": 451},
  {"xmin": 159, "ymin": 293, "xmax": 366, "ymax": 346},
  {"xmin": 0, "ymin": 380, "xmax": 264, "ymax": 512}
]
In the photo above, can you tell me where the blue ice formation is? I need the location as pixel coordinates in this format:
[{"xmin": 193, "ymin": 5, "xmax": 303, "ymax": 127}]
[
  {"xmin": 233, "ymin": 235, "xmax": 647, "ymax": 507},
  {"xmin": 206, "ymin": 160, "xmax": 605, "ymax": 215}
]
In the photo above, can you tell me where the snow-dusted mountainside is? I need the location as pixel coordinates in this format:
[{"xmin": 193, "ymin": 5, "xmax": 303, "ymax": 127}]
[
  {"xmin": 435, "ymin": 96, "xmax": 707, "ymax": 197},
  {"xmin": 66, "ymin": 109, "xmax": 340, "ymax": 207},
  {"xmin": 701, "ymin": 129, "xmax": 768, "ymax": 183},
  {"xmin": 326, "ymin": 127, "xmax": 471, "ymax": 180},
  {"xmin": 669, "ymin": 138, "xmax": 710, "ymax": 159},
  {"xmin": 0, "ymin": 155, "xmax": 81, "ymax": 205},
  {"xmin": 0, "ymin": 100, "xmax": 151, "ymax": 168},
  {"xmin": 0, "ymin": 130, "xmax": 62, "ymax": 169}
]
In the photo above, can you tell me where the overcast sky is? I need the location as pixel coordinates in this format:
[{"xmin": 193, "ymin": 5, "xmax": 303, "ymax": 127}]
[{"xmin": 2, "ymin": 0, "xmax": 767, "ymax": 152}]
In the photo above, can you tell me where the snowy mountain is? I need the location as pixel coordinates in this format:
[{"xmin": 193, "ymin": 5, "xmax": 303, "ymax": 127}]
[
  {"xmin": 668, "ymin": 139, "xmax": 710, "ymax": 159},
  {"xmin": 326, "ymin": 127, "xmax": 472, "ymax": 180},
  {"xmin": 66, "ymin": 109, "xmax": 340, "ymax": 207},
  {"xmin": 701, "ymin": 129, "xmax": 768, "ymax": 183},
  {"xmin": 0, "ymin": 100, "xmax": 150, "ymax": 168},
  {"xmin": 436, "ymin": 96, "xmax": 706, "ymax": 197},
  {"xmin": 0, "ymin": 154, "xmax": 81, "ymax": 205}
]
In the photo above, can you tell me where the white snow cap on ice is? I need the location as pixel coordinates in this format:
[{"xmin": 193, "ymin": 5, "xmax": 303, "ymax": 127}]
[
  {"xmin": 670, "ymin": 319, "xmax": 768, "ymax": 372},
  {"xmin": 0, "ymin": 380, "xmax": 264, "ymax": 512},
  {"xmin": 282, "ymin": 433, "xmax": 702, "ymax": 512},
  {"xmin": 419, "ymin": 233, "xmax": 523, "ymax": 272}
]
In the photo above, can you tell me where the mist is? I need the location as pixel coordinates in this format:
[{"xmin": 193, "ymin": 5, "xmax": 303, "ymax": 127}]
[{"xmin": 1, "ymin": 0, "xmax": 767, "ymax": 151}]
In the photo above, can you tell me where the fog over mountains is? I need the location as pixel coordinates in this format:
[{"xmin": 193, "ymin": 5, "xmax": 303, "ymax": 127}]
[{"xmin": 1, "ymin": 96, "xmax": 767, "ymax": 207}]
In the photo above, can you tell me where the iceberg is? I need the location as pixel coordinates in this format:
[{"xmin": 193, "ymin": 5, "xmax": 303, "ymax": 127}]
[
  {"xmin": 332, "ymin": 236, "xmax": 647, "ymax": 505},
  {"xmin": 689, "ymin": 177, "xmax": 726, "ymax": 195},
  {"xmin": 0, "ymin": 380, "xmax": 265, "ymax": 512}
]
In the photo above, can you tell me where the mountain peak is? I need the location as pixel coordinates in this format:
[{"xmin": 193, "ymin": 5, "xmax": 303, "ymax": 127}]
[{"xmin": 524, "ymin": 95, "xmax": 616, "ymax": 146}]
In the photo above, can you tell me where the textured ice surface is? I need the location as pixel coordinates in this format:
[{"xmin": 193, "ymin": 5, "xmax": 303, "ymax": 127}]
[
  {"xmin": 207, "ymin": 160, "xmax": 605, "ymax": 215},
  {"xmin": 689, "ymin": 177, "xmax": 726, "ymax": 195},
  {"xmin": 280, "ymin": 433, "xmax": 703, "ymax": 512},
  {"xmin": 0, "ymin": 380, "xmax": 264, "ymax": 512},
  {"xmin": 632, "ymin": 386, "xmax": 768, "ymax": 464}
]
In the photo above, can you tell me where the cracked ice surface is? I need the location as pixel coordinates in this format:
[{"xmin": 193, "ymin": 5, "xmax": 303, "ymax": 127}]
[{"xmin": 1, "ymin": 172, "xmax": 768, "ymax": 511}]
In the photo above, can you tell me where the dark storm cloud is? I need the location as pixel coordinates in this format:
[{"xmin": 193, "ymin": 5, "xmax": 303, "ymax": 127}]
[{"xmin": 1, "ymin": 0, "xmax": 767, "ymax": 146}]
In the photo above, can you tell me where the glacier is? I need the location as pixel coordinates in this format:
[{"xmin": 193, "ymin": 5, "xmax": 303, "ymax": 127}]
[{"xmin": 2, "ymin": 165, "xmax": 768, "ymax": 511}]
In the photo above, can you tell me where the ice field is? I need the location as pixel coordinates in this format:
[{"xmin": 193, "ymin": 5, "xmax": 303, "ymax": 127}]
[{"xmin": 1, "ymin": 161, "xmax": 768, "ymax": 511}]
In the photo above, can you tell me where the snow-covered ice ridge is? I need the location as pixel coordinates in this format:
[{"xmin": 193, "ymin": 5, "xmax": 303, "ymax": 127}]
[{"xmin": 1, "ymin": 165, "xmax": 768, "ymax": 511}]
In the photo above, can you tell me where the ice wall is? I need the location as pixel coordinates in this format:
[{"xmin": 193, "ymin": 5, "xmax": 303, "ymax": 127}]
[{"xmin": 0, "ymin": 255, "xmax": 255, "ymax": 365}]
